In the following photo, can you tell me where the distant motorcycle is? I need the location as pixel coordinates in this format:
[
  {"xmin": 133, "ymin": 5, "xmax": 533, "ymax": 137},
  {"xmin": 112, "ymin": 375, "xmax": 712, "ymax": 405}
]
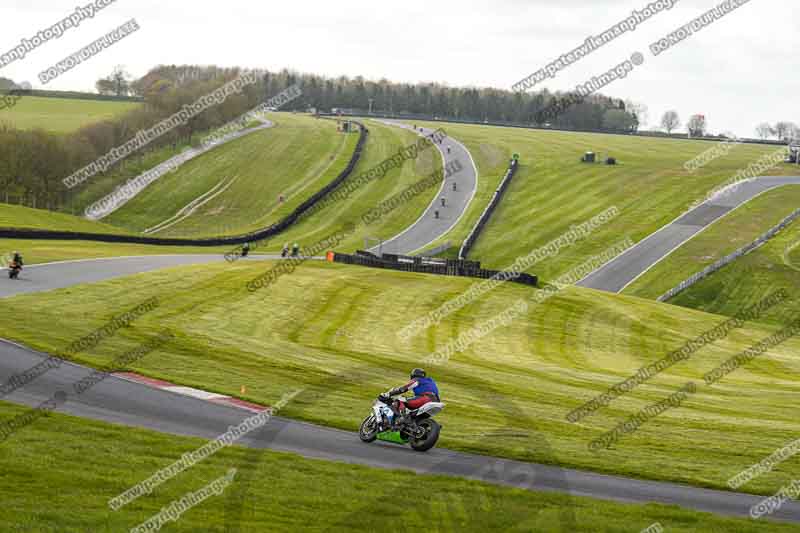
[
  {"xmin": 359, "ymin": 393, "xmax": 444, "ymax": 452},
  {"xmin": 8, "ymin": 261, "xmax": 21, "ymax": 279}
]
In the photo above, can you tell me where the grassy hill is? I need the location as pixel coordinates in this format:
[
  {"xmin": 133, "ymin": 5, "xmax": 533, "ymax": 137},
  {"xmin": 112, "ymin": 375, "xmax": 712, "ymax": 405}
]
[
  {"xmin": 104, "ymin": 113, "xmax": 361, "ymax": 238},
  {"xmin": 15, "ymin": 119, "xmax": 797, "ymax": 278},
  {"xmin": 2, "ymin": 260, "xmax": 799, "ymax": 496},
  {"xmin": 625, "ymin": 185, "xmax": 800, "ymax": 311},
  {"xmin": 209, "ymin": 117, "xmax": 442, "ymax": 253},
  {"xmin": 0, "ymin": 203, "xmax": 129, "ymax": 234},
  {"xmin": 0, "ymin": 95, "xmax": 140, "ymax": 133},
  {"xmin": 1, "ymin": 402, "xmax": 789, "ymax": 532},
  {"xmin": 405, "ymin": 121, "xmax": 799, "ymax": 282},
  {"xmin": 0, "ymin": 114, "xmax": 441, "ymax": 256}
]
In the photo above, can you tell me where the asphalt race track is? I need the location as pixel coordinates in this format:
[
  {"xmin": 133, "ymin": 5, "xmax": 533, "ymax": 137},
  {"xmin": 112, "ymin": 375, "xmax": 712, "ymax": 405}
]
[
  {"xmin": 578, "ymin": 176, "xmax": 800, "ymax": 293},
  {"xmin": 1, "ymin": 258, "xmax": 799, "ymax": 523},
  {"xmin": 369, "ymin": 120, "xmax": 478, "ymax": 256},
  {"xmin": 0, "ymin": 255, "xmax": 286, "ymax": 299}
]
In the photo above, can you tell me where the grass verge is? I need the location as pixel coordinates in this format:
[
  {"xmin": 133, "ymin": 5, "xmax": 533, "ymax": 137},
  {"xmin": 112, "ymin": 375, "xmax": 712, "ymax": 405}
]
[{"xmin": 0, "ymin": 401, "xmax": 795, "ymax": 532}]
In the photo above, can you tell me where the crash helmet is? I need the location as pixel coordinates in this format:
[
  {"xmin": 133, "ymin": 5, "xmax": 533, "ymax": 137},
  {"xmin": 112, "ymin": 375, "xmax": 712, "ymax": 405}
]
[{"xmin": 410, "ymin": 368, "xmax": 426, "ymax": 379}]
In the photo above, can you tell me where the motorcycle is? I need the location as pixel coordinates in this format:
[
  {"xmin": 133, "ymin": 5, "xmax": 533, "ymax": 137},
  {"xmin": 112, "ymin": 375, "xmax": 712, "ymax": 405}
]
[
  {"xmin": 8, "ymin": 262, "xmax": 21, "ymax": 279},
  {"xmin": 359, "ymin": 393, "xmax": 444, "ymax": 452}
]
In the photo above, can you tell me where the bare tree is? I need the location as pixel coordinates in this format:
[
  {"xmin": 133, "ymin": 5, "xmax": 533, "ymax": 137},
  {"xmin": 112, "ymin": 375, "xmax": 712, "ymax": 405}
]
[
  {"xmin": 774, "ymin": 121, "xmax": 795, "ymax": 141},
  {"xmin": 755, "ymin": 123, "xmax": 775, "ymax": 140},
  {"xmin": 96, "ymin": 65, "xmax": 132, "ymax": 97},
  {"xmin": 786, "ymin": 122, "xmax": 800, "ymax": 142},
  {"xmin": 687, "ymin": 114, "xmax": 707, "ymax": 137},
  {"xmin": 625, "ymin": 100, "xmax": 648, "ymax": 131},
  {"xmin": 661, "ymin": 110, "xmax": 680, "ymax": 134},
  {"xmin": 95, "ymin": 78, "xmax": 116, "ymax": 95}
]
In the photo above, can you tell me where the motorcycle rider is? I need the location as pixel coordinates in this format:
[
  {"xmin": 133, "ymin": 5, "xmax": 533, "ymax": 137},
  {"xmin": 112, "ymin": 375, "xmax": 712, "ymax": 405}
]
[
  {"xmin": 8, "ymin": 251, "xmax": 23, "ymax": 278},
  {"xmin": 10, "ymin": 251, "xmax": 23, "ymax": 268},
  {"xmin": 384, "ymin": 368, "xmax": 440, "ymax": 424},
  {"xmin": 281, "ymin": 243, "xmax": 289, "ymax": 258}
]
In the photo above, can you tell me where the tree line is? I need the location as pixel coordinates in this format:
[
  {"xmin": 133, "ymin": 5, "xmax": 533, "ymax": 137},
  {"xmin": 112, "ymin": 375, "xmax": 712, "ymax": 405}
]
[
  {"xmin": 659, "ymin": 110, "xmax": 798, "ymax": 143},
  {"xmin": 2, "ymin": 65, "xmax": 638, "ymax": 212}
]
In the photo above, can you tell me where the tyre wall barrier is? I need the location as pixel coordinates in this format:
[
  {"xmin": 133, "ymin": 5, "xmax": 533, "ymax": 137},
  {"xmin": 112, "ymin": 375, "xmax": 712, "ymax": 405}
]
[
  {"xmin": 0, "ymin": 121, "xmax": 368, "ymax": 247},
  {"xmin": 459, "ymin": 159, "xmax": 519, "ymax": 260},
  {"xmin": 332, "ymin": 251, "xmax": 538, "ymax": 287},
  {"xmin": 658, "ymin": 207, "xmax": 800, "ymax": 302}
]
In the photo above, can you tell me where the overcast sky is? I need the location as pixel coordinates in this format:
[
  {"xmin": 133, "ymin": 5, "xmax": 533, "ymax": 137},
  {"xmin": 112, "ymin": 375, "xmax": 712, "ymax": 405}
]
[{"xmin": 1, "ymin": 0, "xmax": 795, "ymax": 137}]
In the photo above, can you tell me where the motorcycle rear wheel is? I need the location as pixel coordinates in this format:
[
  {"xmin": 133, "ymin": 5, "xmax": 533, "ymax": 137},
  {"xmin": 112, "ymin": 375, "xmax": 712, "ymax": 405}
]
[
  {"xmin": 359, "ymin": 415, "xmax": 378, "ymax": 442},
  {"xmin": 410, "ymin": 419, "xmax": 440, "ymax": 452}
]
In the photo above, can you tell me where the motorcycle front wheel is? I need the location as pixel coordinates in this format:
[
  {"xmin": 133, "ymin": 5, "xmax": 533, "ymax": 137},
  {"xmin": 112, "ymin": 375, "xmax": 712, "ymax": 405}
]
[
  {"xmin": 359, "ymin": 415, "xmax": 378, "ymax": 442},
  {"xmin": 410, "ymin": 419, "xmax": 440, "ymax": 452}
]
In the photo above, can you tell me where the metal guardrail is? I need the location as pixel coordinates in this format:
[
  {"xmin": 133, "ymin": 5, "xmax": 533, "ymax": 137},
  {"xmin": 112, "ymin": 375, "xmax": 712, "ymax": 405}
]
[
  {"xmin": 658, "ymin": 207, "xmax": 800, "ymax": 302},
  {"xmin": 459, "ymin": 159, "xmax": 519, "ymax": 260}
]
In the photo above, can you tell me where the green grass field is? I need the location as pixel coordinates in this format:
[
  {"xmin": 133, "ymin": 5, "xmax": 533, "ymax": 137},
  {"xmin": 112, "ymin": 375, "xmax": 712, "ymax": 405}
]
[
  {"xmin": 3, "ymin": 119, "xmax": 800, "ymax": 529},
  {"xmin": 18, "ymin": 119, "xmax": 795, "ymax": 279},
  {"xmin": 0, "ymin": 116, "xmax": 441, "ymax": 261},
  {"xmin": 0, "ymin": 95, "xmax": 140, "ymax": 133},
  {"xmin": 5, "ymin": 114, "xmax": 441, "ymax": 252},
  {"xmin": 240, "ymin": 118, "xmax": 442, "ymax": 253},
  {"xmin": 625, "ymin": 186, "xmax": 800, "ymax": 312},
  {"xmin": 2, "ymin": 402, "xmax": 789, "ymax": 532},
  {"xmin": 0, "ymin": 204, "xmax": 129, "ymax": 235},
  {"xmin": 69, "ymin": 135, "xmax": 202, "ymax": 215},
  {"xmin": 104, "ymin": 113, "xmax": 361, "ymax": 238},
  {"xmin": 0, "ymin": 239, "xmax": 243, "ymax": 266},
  {"xmin": 2, "ymin": 261, "xmax": 799, "ymax": 497},
  {"xmin": 404, "ymin": 121, "xmax": 799, "ymax": 282}
]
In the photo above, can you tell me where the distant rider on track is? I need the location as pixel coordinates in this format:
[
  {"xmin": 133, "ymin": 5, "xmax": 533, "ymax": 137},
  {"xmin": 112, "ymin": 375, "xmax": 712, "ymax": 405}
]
[{"xmin": 8, "ymin": 251, "xmax": 23, "ymax": 279}]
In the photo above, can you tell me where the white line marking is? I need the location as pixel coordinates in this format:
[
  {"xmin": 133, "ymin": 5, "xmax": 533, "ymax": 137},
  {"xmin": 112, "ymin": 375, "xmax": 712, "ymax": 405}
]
[{"xmin": 163, "ymin": 386, "xmax": 229, "ymax": 401}]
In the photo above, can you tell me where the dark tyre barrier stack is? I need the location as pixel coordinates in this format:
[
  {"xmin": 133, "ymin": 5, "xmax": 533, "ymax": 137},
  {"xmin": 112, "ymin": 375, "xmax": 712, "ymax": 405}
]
[
  {"xmin": 0, "ymin": 121, "xmax": 368, "ymax": 247},
  {"xmin": 332, "ymin": 250, "xmax": 537, "ymax": 287},
  {"xmin": 459, "ymin": 159, "xmax": 519, "ymax": 260}
]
